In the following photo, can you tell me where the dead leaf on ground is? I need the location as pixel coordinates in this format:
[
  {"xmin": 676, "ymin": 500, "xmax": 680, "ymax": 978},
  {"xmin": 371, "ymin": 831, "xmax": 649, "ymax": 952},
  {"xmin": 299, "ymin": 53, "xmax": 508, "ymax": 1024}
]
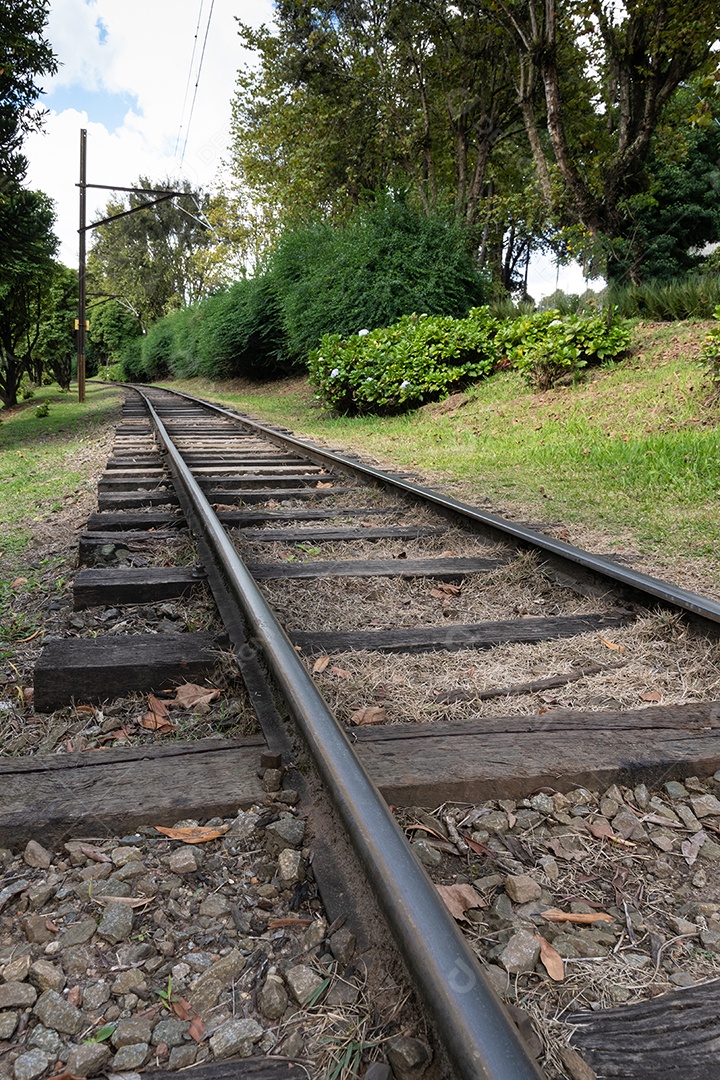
[
  {"xmin": 545, "ymin": 838, "xmax": 585, "ymax": 861},
  {"xmin": 439, "ymin": 550, "xmax": 459, "ymax": 557},
  {"xmin": 11, "ymin": 577, "xmax": 28, "ymax": 589},
  {"xmin": 140, "ymin": 712, "xmax": 175, "ymax": 733},
  {"xmin": 329, "ymin": 666, "xmax": 351, "ymax": 679},
  {"xmin": 600, "ymin": 637, "xmax": 626, "ymax": 651},
  {"xmin": 430, "ymin": 583, "xmax": 462, "ymax": 598},
  {"xmin": 77, "ymin": 845, "xmax": 111, "ymax": 863},
  {"xmin": 316, "ymin": 481, "xmax": 333, "ymax": 488},
  {"xmin": 154, "ymin": 824, "xmax": 229, "ymax": 844},
  {"xmin": 436, "ymin": 882, "xmax": 486, "ymax": 922},
  {"xmin": 536, "ymin": 934, "xmax": 565, "ymax": 980},
  {"xmin": 640, "ymin": 691, "xmax": 662, "ymax": 702},
  {"xmin": 541, "ymin": 907, "xmax": 614, "ymax": 925},
  {"xmin": 268, "ymin": 917, "xmax": 314, "ymax": 929},
  {"xmin": 586, "ymin": 820, "xmax": 636, "ymax": 846},
  {"xmin": 170, "ymin": 998, "xmax": 206, "ymax": 1042},
  {"xmin": 681, "ymin": 830, "xmax": 707, "ymax": 867},
  {"xmin": 461, "ymin": 832, "xmax": 493, "ymax": 856},
  {"xmin": 172, "ymin": 683, "xmax": 221, "ymax": 709},
  {"xmin": 312, "ymin": 655, "xmax": 331, "ymax": 673},
  {"xmin": 350, "ymin": 705, "xmax": 386, "ymax": 726}
]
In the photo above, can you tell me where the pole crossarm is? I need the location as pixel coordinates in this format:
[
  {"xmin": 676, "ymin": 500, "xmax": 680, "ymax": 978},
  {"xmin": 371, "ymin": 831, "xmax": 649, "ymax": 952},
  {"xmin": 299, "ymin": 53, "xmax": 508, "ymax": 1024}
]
[
  {"xmin": 79, "ymin": 183, "xmax": 187, "ymax": 196},
  {"xmin": 84, "ymin": 192, "xmax": 178, "ymax": 232}
]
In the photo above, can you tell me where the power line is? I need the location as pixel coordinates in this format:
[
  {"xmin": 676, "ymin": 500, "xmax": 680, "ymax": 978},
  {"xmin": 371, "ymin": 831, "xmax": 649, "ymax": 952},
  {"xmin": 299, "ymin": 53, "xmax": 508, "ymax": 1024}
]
[
  {"xmin": 174, "ymin": 0, "xmax": 205, "ymax": 160},
  {"xmin": 179, "ymin": 0, "xmax": 216, "ymax": 168}
]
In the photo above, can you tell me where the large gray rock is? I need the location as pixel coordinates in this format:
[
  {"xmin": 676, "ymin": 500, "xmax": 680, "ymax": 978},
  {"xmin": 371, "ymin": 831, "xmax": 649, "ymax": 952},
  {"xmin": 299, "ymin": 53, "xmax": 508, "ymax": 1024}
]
[
  {"xmin": 504, "ymin": 875, "xmax": 541, "ymax": 904},
  {"xmin": 209, "ymin": 1018, "xmax": 264, "ymax": 1060},
  {"xmin": 264, "ymin": 815, "xmax": 306, "ymax": 854},
  {"xmin": 285, "ymin": 964, "xmax": 325, "ymax": 1005},
  {"xmin": 111, "ymin": 1017, "xmax": 154, "ymax": 1047},
  {"xmin": 13, "ymin": 1049, "xmax": 49, "ymax": 1080},
  {"xmin": 0, "ymin": 981, "xmax": 37, "ymax": 1009},
  {"xmin": 64, "ymin": 1043, "xmax": 112, "ymax": 1078},
  {"xmin": 97, "ymin": 902, "xmax": 133, "ymax": 944},
  {"xmin": 386, "ymin": 1035, "xmax": 432, "ymax": 1079},
  {"xmin": 499, "ymin": 930, "xmax": 541, "ymax": 974},
  {"xmin": 258, "ymin": 973, "xmax": 288, "ymax": 1020},
  {"xmin": 33, "ymin": 989, "xmax": 83, "ymax": 1035},
  {"xmin": 110, "ymin": 1043, "xmax": 149, "ymax": 1070}
]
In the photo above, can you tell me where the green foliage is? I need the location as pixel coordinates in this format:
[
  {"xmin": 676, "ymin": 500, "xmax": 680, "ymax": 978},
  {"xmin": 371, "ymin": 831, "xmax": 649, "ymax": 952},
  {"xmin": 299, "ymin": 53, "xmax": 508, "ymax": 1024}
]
[
  {"xmin": 309, "ymin": 309, "xmax": 499, "ymax": 414},
  {"xmin": 267, "ymin": 200, "xmax": 488, "ymax": 365},
  {"xmin": 700, "ymin": 305, "xmax": 720, "ymax": 394},
  {"xmin": 498, "ymin": 310, "xmax": 632, "ymax": 390},
  {"xmin": 0, "ymin": 0, "xmax": 57, "ymax": 183},
  {"xmin": 20, "ymin": 381, "xmax": 35, "ymax": 400},
  {"xmin": 194, "ymin": 277, "xmax": 285, "ymax": 378},
  {"xmin": 310, "ymin": 307, "xmax": 631, "ymax": 412},
  {"xmin": 88, "ymin": 300, "xmax": 142, "ymax": 370},
  {"xmin": 608, "ymin": 275, "xmax": 720, "ymax": 320},
  {"xmin": 34, "ymin": 401, "xmax": 49, "ymax": 417}
]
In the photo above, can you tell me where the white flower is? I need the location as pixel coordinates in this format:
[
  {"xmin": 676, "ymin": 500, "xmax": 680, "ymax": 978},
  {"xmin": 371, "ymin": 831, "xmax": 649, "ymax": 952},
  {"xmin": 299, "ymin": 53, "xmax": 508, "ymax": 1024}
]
[
  {"xmin": 365, "ymin": 377, "xmax": 375, "ymax": 382},
  {"xmin": 329, "ymin": 368, "xmax": 340, "ymax": 379},
  {"xmin": 400, "ymin": 379, "xmax": 411, "ymax": 389},
  {"xmin": 358, "ymin": 328, "xmax": 369, "ymax": 336}
]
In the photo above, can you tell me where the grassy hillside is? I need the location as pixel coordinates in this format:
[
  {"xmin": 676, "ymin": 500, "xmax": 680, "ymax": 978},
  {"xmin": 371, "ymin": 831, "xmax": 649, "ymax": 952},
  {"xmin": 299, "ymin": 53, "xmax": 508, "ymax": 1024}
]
[{"xmin": 165, "ymin": 321, "xmax": 719, "ymax": 577}]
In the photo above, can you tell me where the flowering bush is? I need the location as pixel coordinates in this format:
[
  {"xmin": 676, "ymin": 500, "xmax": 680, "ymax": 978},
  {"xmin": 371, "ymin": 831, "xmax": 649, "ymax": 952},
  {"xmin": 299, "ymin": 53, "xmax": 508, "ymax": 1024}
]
[
  {"xmin": 309, "ymin": 307, "xmax": 631, "ymax": 413},
  {"xmin": 308, "ymin": 308, "xmax": 500, "ymax": 414},
  {"xmin": 497, "ymin": 308, "xmax": 631, "ymax": 390}
]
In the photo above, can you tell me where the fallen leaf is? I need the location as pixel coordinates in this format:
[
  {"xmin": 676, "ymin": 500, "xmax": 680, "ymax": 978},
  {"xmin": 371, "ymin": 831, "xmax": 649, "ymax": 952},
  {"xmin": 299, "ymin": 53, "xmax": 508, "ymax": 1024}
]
[
  {"xmin": 541, "ymin": 907, "xmax": 614, "ymax": 924},
  {"xmin": 172, "ymin": 683, "xmax": 220, "ymax": 709},
  {"xmin": 73, "ymin": 704, "xmax": 96, "ymax": 715},
  {"xmin": 430, "ymin": 583, "xmax": 462, "ymax": 598},
  {"xmin": 329, "ymin": 666, "xmax": 351, "ymax": 679},
  {"xmin": 462, "ymin": 832, "xmax": 493, "ymax": 856},
  {"xmin": 140, "ymin": 712, "xmax": 175, "ymax": 733},
  {"xmin": 436, "ymin": 882, "xmax": 486, "ymax": 922},
  {"xmin": 350, "ymin": 705, "xmax": 386, "ymax": 726},
  {"xmin": 681, "ymin": 830, "xmax": 707, "ymax": 867},
  {"xmin": 154, "ymin": 824, "xmax": 229, "ymax": 844},
  {"xmin": 11, "ymin": 577, "xmax": 28, "ymax": 588},
  {"xmin": 640, "ymin": 691, "xmax": 662, "ymax": 702},
  {"xmin": 188, "ymin": 1014, "xmax": 205, "ymax": 1043},
  {"xmin": 600, "ymin": 637, "xmax": 626, "ymax": 651},
  {"xmin": 268, "ymin": 917, "xmax": 314, "ymax": 929},
  {"xmin": 316, "ymin": 481, "xmax": 333, "ymax": 488},
  {"xmin": 78, "ymin": 845, "xmax": 112, "ymax": 863},
  {"xmin": 312, "ymin": 655, "xmax": 331, "ymax": 673},
  {"xmin": 439, "ymin": 550, "xmax": 459, "ymax": 557},
  {"xmin": 406, "ymin": 823, "xmax": 449, "ymax": 842},
  {"xmin": 536, "ymin": 934, "xmax": 565, "ymax": 980},
  {"xmin": 146, "ymin": 693, "xmax": 170, "ymax": 718}
]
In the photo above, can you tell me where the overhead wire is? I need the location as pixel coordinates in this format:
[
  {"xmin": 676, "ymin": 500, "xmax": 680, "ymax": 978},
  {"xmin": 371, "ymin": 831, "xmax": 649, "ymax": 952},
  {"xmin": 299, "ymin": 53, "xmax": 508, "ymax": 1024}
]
[
  {"xmin": 174, "ymin": 0, "xmax": 205, "ymax": 160},
  {"xmin": 179, "ymin": 0, "xmax": 216, "ymax": 168}
]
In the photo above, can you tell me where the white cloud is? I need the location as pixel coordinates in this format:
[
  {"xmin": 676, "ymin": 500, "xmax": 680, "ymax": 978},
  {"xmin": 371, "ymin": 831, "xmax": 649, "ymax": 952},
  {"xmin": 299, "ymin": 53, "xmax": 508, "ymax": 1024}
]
[{"xmin": 24, "ymin": 0, "xmax": 274, "ymax": 266}]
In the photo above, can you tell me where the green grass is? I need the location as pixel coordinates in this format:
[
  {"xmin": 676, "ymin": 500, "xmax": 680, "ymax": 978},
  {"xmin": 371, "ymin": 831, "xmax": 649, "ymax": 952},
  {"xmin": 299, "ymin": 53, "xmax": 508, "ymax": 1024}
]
[
  {"xmin": 0, "ymin": 382, "xmax": 123, "ymax": 554},
  {"xmin": 162, "ymin": 320, "xmax": 720, "ymax": 562}
]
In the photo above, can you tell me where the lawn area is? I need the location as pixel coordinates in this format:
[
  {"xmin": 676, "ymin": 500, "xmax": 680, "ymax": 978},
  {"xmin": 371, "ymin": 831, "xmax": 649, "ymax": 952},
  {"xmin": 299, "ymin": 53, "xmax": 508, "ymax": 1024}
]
[
  {"xmin": 0, "ymin": 382, "xmax": 123, "ymax": 555},
  {"xmin": 164, "ymin": 321, "xmax": 720, "ymax": 567}
]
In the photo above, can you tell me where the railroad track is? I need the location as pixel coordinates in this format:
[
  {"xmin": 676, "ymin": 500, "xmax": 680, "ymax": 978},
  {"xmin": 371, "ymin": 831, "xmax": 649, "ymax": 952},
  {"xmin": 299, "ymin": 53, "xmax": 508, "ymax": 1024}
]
[{"xmin": 5, "ymin": 384, "xmax": 720, "ymax": 1079}]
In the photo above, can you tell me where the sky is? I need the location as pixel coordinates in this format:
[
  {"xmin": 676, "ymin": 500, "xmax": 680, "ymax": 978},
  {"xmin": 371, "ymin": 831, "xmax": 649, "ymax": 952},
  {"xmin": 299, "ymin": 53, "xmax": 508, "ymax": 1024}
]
[{"xmin": 24, "ymin": 0, "xmax": 601, "ymax": 301}]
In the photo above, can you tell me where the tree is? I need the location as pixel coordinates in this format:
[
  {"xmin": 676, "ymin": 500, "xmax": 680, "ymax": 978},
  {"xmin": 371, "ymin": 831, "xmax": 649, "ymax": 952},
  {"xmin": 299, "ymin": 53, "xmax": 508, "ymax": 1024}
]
[
  {"xmin": 32, "ymin": 265, "xmax": 78, "ymax": 390},
  {"xmin": 0, "ymin": 0, "xmax": 57, "ymax": 184},
  {"xmin": 499, "ymin": 0, "xmax": 720, "ymax": 279},
  {"xmin": 0, "ymin": 188, "xmax": 58, "ymax": 406},
  {"xmin": 86, "ymin": 180, "xmax": 226, "ymax": 330},
  {"xmin": 230, "ymin": 0, "xmax": 528, "ymax": 251}
]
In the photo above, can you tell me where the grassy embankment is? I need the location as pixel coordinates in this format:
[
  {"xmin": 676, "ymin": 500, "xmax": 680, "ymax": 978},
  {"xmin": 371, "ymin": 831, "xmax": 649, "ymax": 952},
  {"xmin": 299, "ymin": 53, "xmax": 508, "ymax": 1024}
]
[
  {"xmin": 165, "ymin": 321, "xmax": 720, "ymax": 570},
  {"xmin": 0, "ymin": 383, "xmax": 123, "ymax": 649}
]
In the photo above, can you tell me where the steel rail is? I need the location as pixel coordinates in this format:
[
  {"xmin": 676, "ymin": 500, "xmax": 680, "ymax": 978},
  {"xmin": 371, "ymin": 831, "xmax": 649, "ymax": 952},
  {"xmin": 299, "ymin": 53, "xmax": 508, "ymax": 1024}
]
[
  {"xmin": 158, "ymin": 386, "xmax": 720, "ymax": 629},
  {"xmin": 136, "ymin": 388, "xmax": 544, "ymax": 1080}
]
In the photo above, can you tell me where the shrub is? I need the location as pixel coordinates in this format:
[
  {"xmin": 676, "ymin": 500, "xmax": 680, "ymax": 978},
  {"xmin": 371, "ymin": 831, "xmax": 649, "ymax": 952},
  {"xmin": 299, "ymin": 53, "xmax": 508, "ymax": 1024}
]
[
  {"xmin": 309, "ymin": 308, "xmax": 500, "ymax": 414},
  {"xmin": 700, "ymin": 305, "xmax": 720, "ymax": 396},
  {"xmin": 195, "ymin": 277, "xmax": 285, "ymax": 379},
  {"xmin": 498, "ymin": 309, "xmax": 631, "ymax": 391},
  {"xmin": 34, "ymin": 402, "xmax": 49, "ymax": 417},
  {"xmin": 608, "ymin": 275, "xmax": 720, "ymax": 320},
  {"xmin": 310, "ymin": 306, "xmax": 631, "ymax": 412},
  {"xmin": 267, "ymin": 199, "xmax": 488, "ymax": 365}
]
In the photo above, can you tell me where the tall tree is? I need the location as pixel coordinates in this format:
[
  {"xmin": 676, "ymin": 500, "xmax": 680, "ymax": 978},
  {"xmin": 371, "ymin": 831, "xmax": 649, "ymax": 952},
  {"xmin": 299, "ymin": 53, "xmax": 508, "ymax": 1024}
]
[
  {"xmin": 87, "ymin": 180, "xmax": 223, "ymax": 330},
  {"xmin": 0, "ymin": 0, "xmax": 57, "ymax": 184},
  {"xmin": 0, "ymin": 188, "xmax": 58, "ymax": 406},
  {"xmin": 498, "ymin": 0, "xmax": 720, "ymax": 279}
]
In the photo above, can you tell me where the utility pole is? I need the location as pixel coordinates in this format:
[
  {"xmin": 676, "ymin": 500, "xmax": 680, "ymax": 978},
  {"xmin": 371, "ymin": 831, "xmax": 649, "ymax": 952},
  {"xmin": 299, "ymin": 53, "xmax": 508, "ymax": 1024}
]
[
  {"xmin": 76, "ymin": 129, "xmax": 193, "ymax": 403},
  {"xmin": 78, "ymin": 129, "xmax": 87, "ymax": 402}
]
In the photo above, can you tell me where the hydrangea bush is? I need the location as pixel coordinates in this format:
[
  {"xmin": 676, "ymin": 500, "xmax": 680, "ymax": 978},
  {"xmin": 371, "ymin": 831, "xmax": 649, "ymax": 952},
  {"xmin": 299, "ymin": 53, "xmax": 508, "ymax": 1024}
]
[{"xmin": 309, "ymin": 307, "xmax": 631, "ymax": 413}]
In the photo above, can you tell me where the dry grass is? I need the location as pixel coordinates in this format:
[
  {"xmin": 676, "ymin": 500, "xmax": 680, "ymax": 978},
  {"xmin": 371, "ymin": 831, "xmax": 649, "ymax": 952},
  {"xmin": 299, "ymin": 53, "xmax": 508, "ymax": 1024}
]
[{"xmin": 304, "ymin": 612, "xmax": 720, "ymax": 725}]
